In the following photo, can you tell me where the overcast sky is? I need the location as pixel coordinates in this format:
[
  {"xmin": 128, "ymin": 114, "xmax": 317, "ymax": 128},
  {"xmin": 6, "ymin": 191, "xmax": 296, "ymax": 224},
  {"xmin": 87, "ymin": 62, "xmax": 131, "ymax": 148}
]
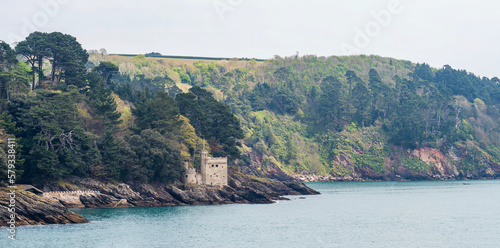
[{"xmin": 1, "ymin": 0, "xmax": 499, "ymax": 78}]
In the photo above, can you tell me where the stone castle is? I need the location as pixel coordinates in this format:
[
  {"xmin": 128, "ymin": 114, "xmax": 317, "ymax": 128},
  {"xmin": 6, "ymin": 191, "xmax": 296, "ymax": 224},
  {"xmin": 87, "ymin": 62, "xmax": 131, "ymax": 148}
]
[{"xmin": 182, "ymin": 150, "xmax": 228, "ymax": 186}]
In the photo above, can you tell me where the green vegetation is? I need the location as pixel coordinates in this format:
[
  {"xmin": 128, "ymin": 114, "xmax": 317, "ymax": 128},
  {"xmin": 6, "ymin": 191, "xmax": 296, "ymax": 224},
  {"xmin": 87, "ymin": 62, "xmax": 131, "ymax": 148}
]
[
  {"xmin": 0, "ymin": 32, "xmax": 243, "ymax": 185},
  {"xmin": 1, "ymin": 32, "xmax": 500, "ymax": 185},
  {"xmin": 94, "ymin": 52, "xmax": 499, "ymax": 178}
]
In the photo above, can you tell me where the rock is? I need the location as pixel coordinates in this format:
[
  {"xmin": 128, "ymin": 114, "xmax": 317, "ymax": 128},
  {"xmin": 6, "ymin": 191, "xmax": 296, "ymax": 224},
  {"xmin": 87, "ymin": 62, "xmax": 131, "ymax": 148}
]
[
  {"xmin": 38, "ymin": 168, "xmax": 320, "ymax": 209},
  {"xmin": 3, "ymin": 167, "xmax": 320, "ymax": 227},
  {"xmin": 0, "ymin": 187, "xmax": 88, "ymax": 227},
  {"xmin": 80, "ymin": 194, "xmax": 131, "ymax": 208}
]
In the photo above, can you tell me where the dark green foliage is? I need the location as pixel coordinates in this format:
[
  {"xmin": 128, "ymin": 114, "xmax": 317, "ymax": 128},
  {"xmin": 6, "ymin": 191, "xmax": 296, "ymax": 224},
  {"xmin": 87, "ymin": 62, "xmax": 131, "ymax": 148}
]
[
  {"xmin": 15, "ymin": 32, "xmax": 50, "ymax": 89},
  {"xmin": 86, "ymin": 73, "xmax": 122, "ymax": 128},
  {"xmin": 269, "ymin": 88, "xmax": 300, "ymax": 115},
  {"xmin": 317, "ymin": 76, "xmax": 344, "ymax": 130},
  {"xmin": 120, "ymin": 129, "xmax": 183, "ymax": 183},
  {"xmin": 145, "ymin": 52, "xmax": 162, "ymax": 57},
  {"xmin": 111, "ymin": 74, "xmax": 166, "ymax": 102},
  {"xmin": 94, "ymin": 61, "xmax": 119, "ymax": 84},
  {"xmin": 0, "ymin": 136, "xmax": 25, "ymax": 187},
  {"xmin": 0, "ymin": 65, "xmax": 29, "ymax": 101},
  {"xmin": 368, "ymin": 69, "xmax": 392, "ymax": 121},
  {"xmin": 176, "ymin": 86, "xmax": 244, "ymax": 159},
  {"xmin": 0, "ymin": 112, "xmax": 21, "ymax": 135},
  {"xmin": 248, "ymin": 83, "xmax": 271, "ymax": 111},
  {"xmin": 351, "ymin": 80, "xmax": 371, "ymax": 127},
  {"xmin": 6, "ymin": 88, "xmax": 99, "ymax": 183},
  {"xmin": 412, "ymin": 63, "xmax": 433, "ymax": 81},
  {"xmin": 132, "ymin": 91, "xmax": 181, "ymax": 133},
  {"xmin": 3, "ymin": 31, "xmax": 500, "ymax": 183},
  {"xmin": 435, "ymin": 65, "xmax": 477, "ymax": 102},
  {"xmin": 1, "ymin": 42, "xmax": 29, "ymax": 100},
  {"xmin": 0, "ymin": 42, "xmax": 18, "ymax": 70},
  {"xmin": 46, "ymin": 32, "xmax": 89, "ymax": 87},
  {"xmin": 15, "ymin": 32, "xmax": 89, "ymax": 89}
]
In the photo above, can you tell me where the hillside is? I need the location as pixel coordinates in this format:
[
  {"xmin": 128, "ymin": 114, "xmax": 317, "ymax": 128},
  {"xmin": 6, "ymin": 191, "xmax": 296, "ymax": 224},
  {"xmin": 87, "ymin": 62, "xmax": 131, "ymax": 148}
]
[
  {"xmin": 89, "ymin": 52, "xmax": 500, "ymax": 181},
  {"xmin": 1, "ymin": 32, "xmax": 500, "ymax": 187}
]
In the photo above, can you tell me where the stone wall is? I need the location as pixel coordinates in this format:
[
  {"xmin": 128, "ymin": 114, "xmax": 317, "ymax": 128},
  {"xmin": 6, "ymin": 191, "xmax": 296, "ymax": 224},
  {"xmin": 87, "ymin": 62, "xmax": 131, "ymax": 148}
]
[
  {"xmin": 203, "ymin": 157, "xmax": 228, "ymax": 186},
  {"xmin": 183, "ymin": 168, "xmax": 198, "ymax": 184},
  {"xmin": 185, "ymin": 150, "xmax": 228, "ymax": 186}
]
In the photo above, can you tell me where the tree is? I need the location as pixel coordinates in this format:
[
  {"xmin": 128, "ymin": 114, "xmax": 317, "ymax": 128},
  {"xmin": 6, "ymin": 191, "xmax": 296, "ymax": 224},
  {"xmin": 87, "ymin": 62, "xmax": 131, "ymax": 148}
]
[
  {"xmin": 1, "ymin": 42, "xmax": 29, "ymax": 100},
  {"xmin": 368, "ymin": 68, "xmax": 391, "ymax": 120},
  {"xmin": 351, "ymin": 80, "xmax": 372, "ymax": 127},
  {"xmin": 120, "ymin": 129, "xmax": 183, "ymax": 183},
  {"xmin": 176, "ymin": 86, "xmax": 243, "ymax": 159},
  {"xmin": 0, "ymin": 66, "xmax": 29, "ymax": 100},
  {"xmin": 6, "ymin": 87, "xmax": 99, "ymax": 183},
  {"xmin": 132, "ymin": 91, "xmax": 181, "ymax": 133},
  {"xmin": 46, "ymin": 32, "xmax": 89, "ymax": 87},
  {"xmin": 99, "ymin": 48, "xmax": 108, "ymax": 58},
  {"xmin": 86, "ymin": 73, "xmax": 122, "ymax": 133},
  {"xmin": 94, "ymin": 61, "xmax": 118, "ymax": 84},
  {"xmin": 269, "ymin": 88, "xmax": 300, "ymax": 115},
  {"xmin": 412, "ymin": 63, "xmax": 433, "ymax": 81},
  {"xmin": 345, "ymin": 70, "xmax": 357, "ymax": 100},
  {"xmin": 15, "ymin": 32, "xmax": 51, "ymax": 90},
  {"xmin": 318, "ymin": 76, "xmax": 344, "ymax": 129},
  {"xmin": 0, "ymin": 42, "xmax": 18, "ymax": 70},
  {"xmin": 15, "ymin": 32, "xmax": 89, "ymax": 89}
]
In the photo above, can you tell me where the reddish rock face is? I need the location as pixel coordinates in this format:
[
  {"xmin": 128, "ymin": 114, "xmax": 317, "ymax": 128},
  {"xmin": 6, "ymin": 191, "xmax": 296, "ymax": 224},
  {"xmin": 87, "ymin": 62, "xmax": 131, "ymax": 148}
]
[{"xmin": 290, "ymin": 144, "xmax": 499, "ymax": 182}]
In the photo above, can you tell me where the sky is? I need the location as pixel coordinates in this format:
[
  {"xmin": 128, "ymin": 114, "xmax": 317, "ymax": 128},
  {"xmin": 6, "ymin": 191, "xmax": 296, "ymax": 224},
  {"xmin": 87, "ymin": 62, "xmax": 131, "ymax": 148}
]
[{"xmin": 1, "ymin": 0, "xmax": 499, "ymax": 78}]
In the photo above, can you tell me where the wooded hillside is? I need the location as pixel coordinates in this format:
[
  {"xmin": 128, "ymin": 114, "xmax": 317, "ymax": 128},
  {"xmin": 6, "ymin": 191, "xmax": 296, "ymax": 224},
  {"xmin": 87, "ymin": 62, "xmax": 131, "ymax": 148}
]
[{"xmin": 1, "ymin": 32, "xmax": 499, "ymax": 185}]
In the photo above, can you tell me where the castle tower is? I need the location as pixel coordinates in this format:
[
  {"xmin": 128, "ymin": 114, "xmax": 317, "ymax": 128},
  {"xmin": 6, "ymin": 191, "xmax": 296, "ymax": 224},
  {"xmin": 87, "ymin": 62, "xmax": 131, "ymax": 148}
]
[
  {"xmin": 200, "ymin": 149, "xmax": 228, "ymax": 186},
  {"xmin": 182, "ymin": 161, "xmax": 197, "ymax": 184},
  {"xmin": 200, "ymin": 150, "xmax": 209, "ymax": 184}
]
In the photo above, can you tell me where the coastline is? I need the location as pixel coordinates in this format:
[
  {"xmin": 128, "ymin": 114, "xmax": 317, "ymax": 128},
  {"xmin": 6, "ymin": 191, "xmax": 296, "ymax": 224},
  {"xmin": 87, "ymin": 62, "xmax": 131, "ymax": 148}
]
[
  {"xmin": 292, "ymin": 173, "xmax": 498, "ymax": 182},
  {"xmin": 0, "ymin": 169, "xmax": 319, "ymax": 227}
]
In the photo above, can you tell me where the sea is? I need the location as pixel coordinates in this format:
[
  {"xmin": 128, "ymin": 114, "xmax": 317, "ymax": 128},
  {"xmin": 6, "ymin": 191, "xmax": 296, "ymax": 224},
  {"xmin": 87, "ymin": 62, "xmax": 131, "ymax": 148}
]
[{"xmin": 2, "ymin": 180, "xmax": 499, "ymax": 248}]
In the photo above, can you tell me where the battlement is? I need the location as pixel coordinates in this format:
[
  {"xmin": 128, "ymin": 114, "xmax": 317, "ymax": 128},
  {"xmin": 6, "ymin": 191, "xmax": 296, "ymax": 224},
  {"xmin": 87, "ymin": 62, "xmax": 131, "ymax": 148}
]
[
  {"xmin": 42, "ymin": 190, "xmax": 99, "ymax": 198},
  {"xmin": 182, "ymin": 149, "xmax": 228, "ymax": 186},
  {"xmin": 201, "ymin": 151, "xmax": 228, "ymax": 186},
  {"xmin": 206, "ymin": 157, "xmax": 227, "ymax": 163}
]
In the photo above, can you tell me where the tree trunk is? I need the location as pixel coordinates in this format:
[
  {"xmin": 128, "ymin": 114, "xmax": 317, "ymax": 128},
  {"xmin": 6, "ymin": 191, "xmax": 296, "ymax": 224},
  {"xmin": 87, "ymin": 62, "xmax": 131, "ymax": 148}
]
[
  {"xmin": 37, "ymin": 57, "xmax": 44, "ymax": 87},
  {"xmin": 31, "ymin": 70, "xmax": 35, "ymax": 91}
]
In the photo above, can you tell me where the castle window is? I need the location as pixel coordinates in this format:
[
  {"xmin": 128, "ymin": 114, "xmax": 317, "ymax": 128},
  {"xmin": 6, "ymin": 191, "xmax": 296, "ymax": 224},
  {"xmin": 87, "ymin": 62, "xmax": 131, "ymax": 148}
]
[
  {"xmin": 216, "ymin": 175, "xmax": 218, "ymax": 177},
  {"xmin": 186, "ymin": 175, "xmax": 188, "ymax": 178},
  {"xmin": 212, "ymin": 164, "xmax": 214, "ymax": 167},
  {"xmin": 216, "ymin": 164, "xmax": 218, "ymax": 167},
  {"xmin": 210, "ymin": 175, "xmax": 212, "ymax": 177}
]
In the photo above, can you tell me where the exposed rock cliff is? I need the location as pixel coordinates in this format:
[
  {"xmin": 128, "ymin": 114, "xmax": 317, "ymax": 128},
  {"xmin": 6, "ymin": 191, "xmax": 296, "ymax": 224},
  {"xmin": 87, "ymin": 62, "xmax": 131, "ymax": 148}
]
[
  {"xmin": 290, "ymin": 145, "xmax": 500, "ymax": 182},
  {"xmin": 0, "ymin": 187, "xmax": 88, "ymax": 227},
  {"xmin": 40, "ymin": 169, "xmax": 319, "ymax": 209},
  {"xmin": 0, "ymin": 169, "xmax": 318, "ymax": 226}
]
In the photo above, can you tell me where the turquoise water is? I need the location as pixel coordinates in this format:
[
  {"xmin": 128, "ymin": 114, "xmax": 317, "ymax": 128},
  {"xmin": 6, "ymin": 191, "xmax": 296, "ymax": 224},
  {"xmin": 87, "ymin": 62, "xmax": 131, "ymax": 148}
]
[{"xmin": 2, "ymin": 180, "xmax": 500, "ymax": 247}]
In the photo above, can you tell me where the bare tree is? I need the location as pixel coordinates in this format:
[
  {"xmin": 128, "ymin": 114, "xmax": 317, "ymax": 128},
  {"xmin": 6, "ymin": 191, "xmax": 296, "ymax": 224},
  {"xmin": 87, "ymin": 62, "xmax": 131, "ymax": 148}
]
[{"xmin": 99, "ymin": 48, "xmax": 108, "ymax": 58}]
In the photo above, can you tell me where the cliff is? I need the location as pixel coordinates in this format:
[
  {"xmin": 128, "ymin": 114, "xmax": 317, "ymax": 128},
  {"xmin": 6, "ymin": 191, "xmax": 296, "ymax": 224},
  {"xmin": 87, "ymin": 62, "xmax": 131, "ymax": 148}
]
[
  {"xmin": 0, "ymin": 187, "xmax": 88, "ymax": 227},
  {"xmin": 288, "ymin": 145, "xmax": 500, "ymax": 182},
  {"xmin": 41, "ymin": 169, "xmax": 319, "ymax": 208},
  {"xmin": 0, "ymin": 169, "xmax": 318, "ymax": 226}
]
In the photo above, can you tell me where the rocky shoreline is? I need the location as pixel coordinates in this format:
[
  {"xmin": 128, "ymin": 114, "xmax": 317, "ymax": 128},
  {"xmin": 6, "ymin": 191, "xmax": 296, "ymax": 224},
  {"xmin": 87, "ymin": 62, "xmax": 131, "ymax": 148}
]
[
  {"xmin": 291, "ymin": 173, "xmax": 498, "ymax": 182},
  {"xmin": 0, "ymin": 187, "xmax": 88, "ymax": 227},
  {"xmin": 0, "ymin": 170, "xmax": 319, "ymax": 227}
]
